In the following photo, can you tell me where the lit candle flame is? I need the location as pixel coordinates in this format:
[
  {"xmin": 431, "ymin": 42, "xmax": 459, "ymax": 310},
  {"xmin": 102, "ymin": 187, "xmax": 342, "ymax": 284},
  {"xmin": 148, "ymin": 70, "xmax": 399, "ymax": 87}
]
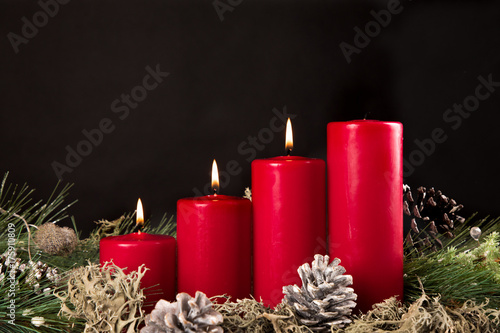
[
  {"xmin": 285, "ymin": 118, "xmax": 293, "ymax": 155},
  {"xmin": 212, "ymin": 159, "xmax": 219, "ymax": 195},
  {"xmin": 136, "ymin": 198, "xmax": 144, "ymax": 233}
]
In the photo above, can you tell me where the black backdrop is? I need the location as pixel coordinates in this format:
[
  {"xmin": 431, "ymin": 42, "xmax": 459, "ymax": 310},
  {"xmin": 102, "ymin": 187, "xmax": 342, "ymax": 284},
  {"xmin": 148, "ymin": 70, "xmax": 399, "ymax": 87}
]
[{"xmin": 1, "ymin": 0, "xmax": 499, "ymax": 236}]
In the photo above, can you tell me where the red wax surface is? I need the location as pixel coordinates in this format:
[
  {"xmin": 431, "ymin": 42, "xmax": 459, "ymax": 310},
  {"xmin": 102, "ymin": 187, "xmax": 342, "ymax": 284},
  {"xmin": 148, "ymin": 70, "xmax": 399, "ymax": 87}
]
[
  {"xmin": 100, "ymin": 233, "xmax": 176, "ymax": 308},
  {"xmin": 252, "ymin": 156, "xmax": 326, "ymax": 307},
  {"xmin": 327, "ymin": 120, "xmax": 403, "ymax": 312},
  {"xmin": 177, "ymin": 195, "xmax": 252, "ymax": 300}
]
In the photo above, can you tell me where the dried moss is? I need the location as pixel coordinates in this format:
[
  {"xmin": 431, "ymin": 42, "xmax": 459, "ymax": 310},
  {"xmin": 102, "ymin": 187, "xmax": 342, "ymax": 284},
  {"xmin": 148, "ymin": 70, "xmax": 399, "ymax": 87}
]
[
  {"xmin": 92, "ymin": 215, "xmax": 126, "ymax": 239},
  {"xmin": 214, "ymin": 297, "xmax": 314, "ymax": 333},
  {"xmin": 342, "ymin": 292, "xmax": 500, "ymax": 333},
  {"xmin": 213, "ymin": 292, "xmax": 500, "ymax": 333},
  {"xmin": 55, "ymin": 261, "xmax": 147, "ymax": 333}
]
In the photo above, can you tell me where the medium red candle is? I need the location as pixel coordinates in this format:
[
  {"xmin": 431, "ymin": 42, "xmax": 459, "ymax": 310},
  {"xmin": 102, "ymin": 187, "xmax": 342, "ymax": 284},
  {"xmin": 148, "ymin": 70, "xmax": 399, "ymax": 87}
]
[
  {"xmin": 177, "ymin": 160, "xmax": 252, "ymax": 300},
  {"xmin": 327, "ymin": 120, "xmax": 403, "ymax": 312},
  {"xmin": 252, "ymin": 119, "xmax": 326, "ymax": 307},
  {"xmin": 99, "ymin": 199, "xmax": 176, "ymax": 308}
]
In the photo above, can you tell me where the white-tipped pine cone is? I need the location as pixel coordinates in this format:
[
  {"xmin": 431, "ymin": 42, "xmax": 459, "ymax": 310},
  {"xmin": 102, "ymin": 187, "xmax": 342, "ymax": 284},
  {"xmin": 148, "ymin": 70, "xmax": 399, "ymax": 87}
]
[
  {"xmin": 283, "ymin": 254, "xmax": 357, "ymax": 331},
  {"xmin": 141, "ymin": 291, "xmax": 223, "ymax": 333}
]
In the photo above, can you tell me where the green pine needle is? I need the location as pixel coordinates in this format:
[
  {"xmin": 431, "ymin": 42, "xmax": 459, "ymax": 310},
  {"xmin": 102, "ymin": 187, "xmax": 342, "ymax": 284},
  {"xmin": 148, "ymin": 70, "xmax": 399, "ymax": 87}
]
[
  {"xmin": 0, "ymin": 172, "xmax": 75, "ymax": 262},
  {"xmin": 0, "ymin": 255, "xmax": 84, "ymax": 332},
  {"xmin": 404, "ymin": 215, "xmax": 500, "ymax": 308}
]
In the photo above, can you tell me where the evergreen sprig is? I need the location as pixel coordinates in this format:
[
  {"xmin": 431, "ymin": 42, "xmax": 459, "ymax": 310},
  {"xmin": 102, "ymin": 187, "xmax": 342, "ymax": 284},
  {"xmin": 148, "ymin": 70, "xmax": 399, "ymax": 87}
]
[
  {"xmin": 0, "ymin": 253, "xmax": 84, "ymax": 333},
  {"xmin": 404, "ymin": 215, "xmax": 500, "ymax": 308},
  {"xmin": 0, "ymin": 172, "xmax": 75, "ymax": 262},
  {"xmin": 90, "ymin": 212, "xmax": 176, "ymax": 239}
]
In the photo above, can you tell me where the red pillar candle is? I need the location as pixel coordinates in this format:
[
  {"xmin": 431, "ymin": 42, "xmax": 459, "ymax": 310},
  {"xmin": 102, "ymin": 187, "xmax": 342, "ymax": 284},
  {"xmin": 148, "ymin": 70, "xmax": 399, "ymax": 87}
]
[
  {"xmin": 177, "ymin": 160, "xmax": 252, "ymax": 300},
  {"xmin": 99, "ymin": 199, "xmax": 176, "ymax": 308},
  {"xmin": 327, "ymin": 120, "xmax": 403, "ymax": 312},
  {"xmin": 252, "ymin": 119, "xmax": 326, "ymax": 307}
]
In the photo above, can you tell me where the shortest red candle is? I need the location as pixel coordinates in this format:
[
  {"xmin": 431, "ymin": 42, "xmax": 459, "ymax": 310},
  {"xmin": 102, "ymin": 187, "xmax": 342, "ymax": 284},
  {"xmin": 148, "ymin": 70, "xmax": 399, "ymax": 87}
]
[{"xmin": 100, "ymin": 199, "xmax": 176, "ymax": 308}]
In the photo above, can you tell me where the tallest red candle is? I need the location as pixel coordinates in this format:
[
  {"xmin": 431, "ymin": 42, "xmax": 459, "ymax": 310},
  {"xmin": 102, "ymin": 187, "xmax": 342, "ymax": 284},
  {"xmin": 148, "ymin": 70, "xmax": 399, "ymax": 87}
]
[{"xmin": 327, "ymin": 120, "xmax": 403, "ymax": 312}]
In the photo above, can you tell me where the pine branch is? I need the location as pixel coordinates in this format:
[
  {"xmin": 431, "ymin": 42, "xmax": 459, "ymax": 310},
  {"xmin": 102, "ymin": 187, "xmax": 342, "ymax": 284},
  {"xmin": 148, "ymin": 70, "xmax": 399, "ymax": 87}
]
[
  {"xmin": 445, "ymin": 214, "xmax": 500, "ymax": 249},
  {"xmin": 90, "ymin": 212, "xmax": 176, "ymax": 240},
  {"xmin": 404, "ymin": 215, "xmax": 500, "ymax": 308},
  {"xmin": 0, "ymin": 206, "xmax": 32, "ymax": 259},
  {"xmin": 0, "ymin": 172, "xmax": 75, "ymax": 263},
  {"xmin": 144, "ymin": 213, "xmax": 176, "ymax": 237},
  {"xmin": 0, "ymin": 253, "xmax": 84, "ymax": 332}
]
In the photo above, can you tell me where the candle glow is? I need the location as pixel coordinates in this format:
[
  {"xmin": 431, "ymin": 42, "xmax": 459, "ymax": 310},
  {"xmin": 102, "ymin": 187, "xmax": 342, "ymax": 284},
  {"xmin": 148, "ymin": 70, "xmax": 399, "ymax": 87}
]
[
  {"xmin": 211, "ymin": 159, "xmax": 219, "ymax": 194},
  {"xmin": 136, "ymin": 198, "xmax": 144, "ymax": 232},
  {"xmin": 285, "ymin": 118, "xmax": 293, "ymax": 154}
]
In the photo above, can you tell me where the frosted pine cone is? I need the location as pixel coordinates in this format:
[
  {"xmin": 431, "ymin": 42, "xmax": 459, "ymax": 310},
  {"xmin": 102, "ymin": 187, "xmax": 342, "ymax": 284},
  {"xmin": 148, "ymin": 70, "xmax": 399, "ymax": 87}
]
[
  {"xmin": 141, "ymin": 291, "xmax": 223, "ymax": 333},
  {"xmin": 0, "ymin": 250, "xmax": 60, "ymax": 292},
  {"xmin": 283, "ymin": 254, "xmax": 357, "ymax": 331}
]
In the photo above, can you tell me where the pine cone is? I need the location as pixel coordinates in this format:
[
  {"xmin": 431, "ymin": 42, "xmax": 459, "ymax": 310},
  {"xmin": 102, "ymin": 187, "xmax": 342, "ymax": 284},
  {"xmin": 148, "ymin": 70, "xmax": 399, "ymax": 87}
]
[
  {"xmin": 141, "ymin": 291, "xmax": 223, "ymax": 333},
  {"xmin": 404, "ymin": 185, "xmax": 465, "ymax": 252},
  {"xmin": 0, "ymin": 250, "xmax": 24, "ymax": 283},
  {"xmin": 0, "ymin": 250, "xmax": 60, "ymax": 292},
  {"xmin": 283, "ymin": 254, "xmax": 357, "ymax": 331}
]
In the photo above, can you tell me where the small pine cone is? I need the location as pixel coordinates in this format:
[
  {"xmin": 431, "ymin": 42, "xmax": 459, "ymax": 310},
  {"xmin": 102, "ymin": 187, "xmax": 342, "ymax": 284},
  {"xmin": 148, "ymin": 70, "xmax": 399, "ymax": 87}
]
[
  {"xmin": 0, "ymin": 251, "xmax": 25, "ymax": 282},
  {"xmin": 34, "ymin": 223, "xmax": 78, "ymax": 256},
  {"xmin": 283, "ymin": 254, "xmax": 357, "ymax": 331},
  {"xmin": 0, "ymin": 251, "xmax": 59, "ymax": 290},
  {"xmin": 141, "ymin": 291, "xmax": 223, "ymax": 333},
  {"xmin": 403, "ymin": 185, "xmax": 464, "ymax": 251}
]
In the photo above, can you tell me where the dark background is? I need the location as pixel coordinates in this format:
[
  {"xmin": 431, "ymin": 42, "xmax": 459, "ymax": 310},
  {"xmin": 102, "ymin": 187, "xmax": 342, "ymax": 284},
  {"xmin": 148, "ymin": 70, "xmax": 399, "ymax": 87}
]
[{"xmin": 1, "ymin": 0, "xmax": 499, "ymax": 236}]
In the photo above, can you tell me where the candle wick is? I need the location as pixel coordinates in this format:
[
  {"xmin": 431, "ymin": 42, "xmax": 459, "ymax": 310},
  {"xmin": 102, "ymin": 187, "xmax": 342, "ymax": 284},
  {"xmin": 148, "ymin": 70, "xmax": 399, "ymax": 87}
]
[
  {"xmin": 286, "ymin": 148, "xmax": 292, "ymax": 156},
  {"xmin": 213, "ymin": 188, "xmax": 218, "ymax": 196},
  {"xmin": 364, "ymin": 112, "xmax": 370, "ymax": 120}
]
